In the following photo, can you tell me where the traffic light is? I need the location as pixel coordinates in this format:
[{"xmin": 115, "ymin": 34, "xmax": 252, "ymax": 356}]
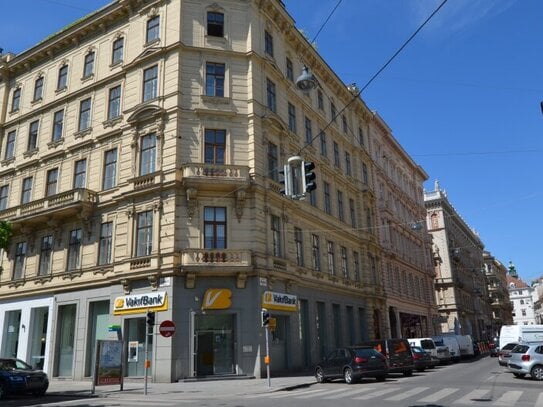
[
  {"xmin": 302, "ymin": 161, "xmax": 316, "ymax": 193},
  {"xmin": 261, "ymin": 308, "xmax": 270, "ymax": 327},
  {"xmin": 146, "ymin": 311, "xmax": 155, "ymax": 328},
  {"xmin": 279, "ymin": 165, "xmax": 292, "ymax": 197}
]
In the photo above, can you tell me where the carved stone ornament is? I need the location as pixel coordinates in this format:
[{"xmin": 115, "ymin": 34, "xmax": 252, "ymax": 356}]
[
  {"xmin": 121, "ymin": 278, "xmax": 130, "ymax": 295},
  {"xmin": 186, "ymin": 187, "xmax": 198, "ymax": 220},
  {"xmin": 235, "ymin": 189, "xmax": 246, "ymax": 221},
  {"xmin": 148, "ymin": 274, "xmax": 158, "ymax": 290}
]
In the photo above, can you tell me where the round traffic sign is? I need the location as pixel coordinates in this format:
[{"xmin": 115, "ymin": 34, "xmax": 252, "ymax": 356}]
[{"xmin": 159, "ymin": 320, "xmax": 176, "ymax": 338}]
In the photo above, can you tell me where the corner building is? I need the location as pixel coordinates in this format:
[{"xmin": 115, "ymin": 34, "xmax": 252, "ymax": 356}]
[{"xmin": 0, "ymin": 0, "xmax": 423, "ymax": 382}]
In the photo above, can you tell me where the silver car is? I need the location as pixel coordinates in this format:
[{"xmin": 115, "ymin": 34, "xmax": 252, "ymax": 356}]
[{"xmin": 506, "ymin": 343, "xmax": 543, "ymax": 380}]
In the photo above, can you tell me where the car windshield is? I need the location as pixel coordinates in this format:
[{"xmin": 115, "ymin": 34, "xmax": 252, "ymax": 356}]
[
  {"xmin": 502, "ymin": 343, "xmax": 518, "ymax": 351},
  {"xmin": 421, "ymin": 340, "xmax": 435, "ymax": 349},
  {"xmin": 411, "ymin": 347, "xmax": 423, "ymax": 354},
  {"xmin": 433, "ymin": 339, "xmax": 445, "ymax": 346},
  {"xmin": 0, "ymin": 359, "xmax": 32, "ymax": 371},
  {"xmin": 354, "ymin": 348, "xmax": 376, "ymax": 358}
]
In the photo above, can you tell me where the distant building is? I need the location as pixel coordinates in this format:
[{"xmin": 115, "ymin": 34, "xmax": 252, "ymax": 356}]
[
  {"xmin": 507, "ymin": 264, "xmax": 537, "ymax": 325},
  {"xmin": 483, "ymin": 251, "xmax": 513, "ymax": 335}
]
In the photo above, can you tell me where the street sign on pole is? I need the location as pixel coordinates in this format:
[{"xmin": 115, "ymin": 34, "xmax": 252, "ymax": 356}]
[{"xmin": 159, "ymin": 320, "xmax": 176, "ymax": 338}]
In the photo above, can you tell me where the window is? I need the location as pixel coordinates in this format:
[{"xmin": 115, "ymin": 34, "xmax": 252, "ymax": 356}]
[
  {"xmin": 341, "ymin": 246, "xmax": 348, "ymax": 278},
  {"xmin": 288, "ymin": 102, "xmax": 297, "ymax": 133},
  {"xmin": 52, "ymin": 110, "xmax": 64, "ymax": 141},
  {"xmin": 324, "ymin": 182, "xmax": 331, "ymax": 214},
  {"xmin": 57, "ymin": 65, "xmax": 68, "ymax": 89},
  {"xmin": 33, "ymin": 76, "xmax": 44, "ymax": 101},
  {"xmin": 112, "ymin": 37, "xmax": 124, "ymax": 64},
  {"xmin": 146, "ymin": 15, "xmax": 160, "ymax": 43},
  {"xmin": 140, "ymin": 133, "xmax": 157, "ymax": 175},
  {"xmin": 309, "ymin": 190, "xmax": 316, "ymax": 207},
  {"xmin": 102, "ymin": 148, "xmax": 118, "ymax": 190},
  {"xmin": 337, "ymin": 190, "xmax": 344, "ymax": 221},
  {"xmin": 327, "ymin": 241, "xmax": 335, "ymax": 275},
  {"xmin": 331, "ymin": 102, "xmax": 337, "ymax": 122},
  {"xmin": 136, "ymin": 211, "xmax": 153, "ymax": 256},
  {"xmin": 520, "ymin": 299, "xmax": 525, "ymax": 305},
  {"xmin": 358, "ymin": 127, "xmax": 365, "ymax": 146},
  {"xmin": 267, "ymin": 142, "xmax": 278, "ymax": 182},
  {"xmin": 266, "ymin": 78, "xmax": 276, "ymax": 112},
  {"xmin": 143, "ymin": 65, "xmax": 158, "ymax": 101},
  {"xmin": 317, "ymin": 89, "xmax": 324, "ymax": 110},
  {"xmin": 342, "ymin": 115, "xmax": 348, "ymax": 133},
  {"xmin": 27, "ymin": 120, "xmax": 39, "ymax": 151},
  {"xmin": 286, "ymin": 57, "xmax": 293, "ymax": 81},
  {"xmin": 204, "ymin": 207, "xmax": 226, "ymax": 249},
  {"xmin": 304, "ymin": 117, "xmax": 313, "ymax": 145},
  {"xmin": 345, "ymin": 152, "xmax": 352, "ymax": 176},
  {"xmin": 13, "ymin": 242, "xmax": 27, "ymax": 280},
  {"xmin": 207, "ymin": 11, "xmax": 224, "ymax": 37},
  {"xmin": 205, "ymin": 62, "xmax": 225, "ymax": 97},
  {"xmin": 0, "ymin": 185, "xmax": 8, "ymax": 210},
  {"xmin": 353, "ymin": 251, "xmax": 360, "ymax": 281},
  {"xmin": 67, "ymin": 229, "xmax": 82, "ymax": 270},
  {"xmin": 319, "ymin": 131, "xmax": 327, "ymax": 156},
  {"xmin": 264, "ymin": 30, "xmax": 274, "ymax": 56},
  {"xmin": 295, "ymin": 227, "xmax": 304, "ymax": 266},
  {"xmin": 312, "ymin": 234, "xmax": 320, "ymax": 271},
  {"xmin": 271, "ymin": 214, "xmax": 282, "ymax": 257},
  {"xmin": 522, "ymin": 309, "xmax": 527, "ymax": 317},
  {"xmin": 21, "ymin": 177, "xmax": 33, "ymax": 204},
  {"xmin": 362, "ymin": 163, "xmax": 369, "ymax": 185},
  {"xmin": 83, "ymin": 52, "xmax": 95, "ymax": 78},
  {"xmin": 78, "ymin": 98, "xmax": 92, "ymax": 131},
  {"xmin": 204, "ymin": 129, "xmax": 226, "ymax": 164},
  {"xmin": 108, "ymin": 85, "xmax": 122, "ymax": 120},
  {"xmin": 349, "ymin": 198, "xmax": 356, "ymax": 228},
  {"xmin": 333, "ymin": 141, "xmax": 340, "ymax": 167},
  {"xmin": 98, "ymin": 222, "xmax": 113, "ymax": 265},
  {"xmin": 39, "ymin": 235, "xmax": 53, "ymax": 276},
  {"xmin": 11, "ymin": 88, "xmax": 21, "ymax": 111},
  {"xmin": 46, "ymin": 168, "xmax": 59, "ymax": 196},
  {"xmin": 73, "ymin": 159, "xmax": 87, "ymax": 188},
  {"xmin": 4, "ymin": 131, "xmax": 16, "ymax": 160}
]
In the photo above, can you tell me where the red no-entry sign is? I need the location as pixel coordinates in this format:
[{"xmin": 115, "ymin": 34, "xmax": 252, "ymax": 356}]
[{"xmin": 159, "ymin": 320, "xmax": 176, "ymax": 338}]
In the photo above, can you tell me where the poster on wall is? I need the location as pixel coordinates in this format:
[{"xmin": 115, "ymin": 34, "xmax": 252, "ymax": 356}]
[
  {"xmin": 128, "ymin": 341, "xmax": 139, "ymax": 362},
  {"xmin": 94, "ymin": 340, "xmax": 123, "ymax": 387}
]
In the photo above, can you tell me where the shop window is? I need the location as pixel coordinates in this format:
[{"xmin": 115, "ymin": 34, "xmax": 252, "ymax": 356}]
[{"xmin": 55, "ymin": 304, "xmax": 76, "ymax": 377}]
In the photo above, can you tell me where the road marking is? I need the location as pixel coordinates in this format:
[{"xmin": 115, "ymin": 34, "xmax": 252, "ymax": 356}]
[
  {"xmin": 535, "ymin": 392, "xmax": 543, "ymax": 407},
  {"xmin": 322, "ymin": 386, "xmax": 375, "ymax": 399},
  {"xmin": 384, "ymin": 386, "xmax": 429, "ymax": 401},
  {"xmin": 295, "ymin": 387, "xmax": 345, "ymax": 399},
  {"xmin": 493, "ymin": 390, "xmax": 523, "ymax": 406},
  {"xmin": 352, "ymin": 387, "xmax": 399, "ymax": 400},
  {"xmin": 418, "ymin": 387, "xmax": 459, "ymax": 403},
  {"xmin": 452, "ymin": 389, "xmax": 490, "ymax": 405}
]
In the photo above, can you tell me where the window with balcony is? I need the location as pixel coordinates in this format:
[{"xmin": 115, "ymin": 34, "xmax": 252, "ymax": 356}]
[
  {"xmin": 57, "ymin": 65, "xmax": 68, "ymax": 90},
  {"xmin": 4, "ymin": 131, "xmax": 16, "ymax": 160},
  {"xmin": 21, "ymin": 177, "xmax": 33, "ymax": 204},
  {"xmin": 11, "ymin": 88, "xmax": 21, "ymax": 112},
  {"xmin": 337, "ymin": 190, "xmax": 344, "ymax": 221},
  {"xmin": 108, "ymin": 85, "xmax": 121, "ymax": 120},
  {"xmin": 112, "ymin": 37, "xmax": 124, "ymax": 65},
  {"xmin": 288, "ymin": 102, "xmax": 297, "ymax": 133},
  {"xmin": 0, "ymin": 185, "xmax": 8, "ymax": 210},
  {"xmin": 33, "ymin": 76, "xmax": 44, "ymax": 101},
  {"xmin": 143, "ymin": 65, "xmax": 158, "ymax": 102},
  {"xmin": 324, "ymin": 182, "xmax": 331, "ymax": 214},
  {"xmin": 146, "ymin": 15, "xmax": 160, "ymax": 44},
  {"xmin": 353, "ymin": 251, "xmax": 360, "ymax": 281},
  {"xmin": 46, "ymin": 168, "xmax": 59, "ymax": 197},
  {"xmin": 204, "ymin": 206, "xmax": 226, "ymax": 249},
  {"xmin": 78, "ymin": 98, "xmax": 92, "ymax": 131},
  {"xmin": 98, "ymin": 222, "xmax": 113, "ymax": 265},
  {"xmin": 102, "ymin": 148, "xmax": 118, "ymax": 190},
  {"xmin": 140, "ymin": 133, "xmax": 157, "ymax": 175},
  {"xmin": 205, "ymin": 62, "xmax": 225, "ymax": 97},
  {"xmin": 267, "ymin": 142, "xmax": 278, "ymax": 182},
  {"xmin": 207, "ymin": 11, "xmax": 224, "ymax": 37},
  {"xmin": 271, "ymin": 214, "xmax": 282, "ymax": 257},
  {"xmin": 27, "ymin": 120, "xmax": 39, "ymax": 151},
  {"xmin": 204, "ymin": 129, "xmax": 225, "ymax": 164},
  {"xmin": 67, "ymin": 229, "xmax": 82, "ymax": 270},
  {"xmin": 136, "ymin": 211, "xmax": 153, "ymax": 257},
  {"xmin": 264, "ymin": 30, "xmax": 274, "ymax": 57},
  {"xmin": 304, "ymin": 117, "xmax": 313, "ymax": 145},
  {"xmin": 83, "ymin": 52, "xmax": 95, "ymax": 78},
  {"xmin": 266, "ymin": 78, "xmax": 276, "ymax": 113},
  {"xmin": 312, "ymin": 234, "xmax": 320, "ymax": 271},
  {"xmin": 38, "ymin": 235, "xmax": 53, "ymax": 276},
  {"xmin": 327, "ymin": 240, "xmax": 335, "ymax": 275},
  {"xmin": 295, "ymin": 227, "xmax": 304, "ymax": 267},
  {"xmin": 341, "ymin": 246, "xmax": 348, "ymax": 278},
  {"xmin": 73, "ymin": 159, "xmax": 87, "ymax": 189},
  {"xmin": 52, "ymin": 110, "xmax": 64, "ymax": 141},
  {"xmin": 13, "ymin": 242, "xmax": 27, "ymax": 280},
  {"xmin": 333, "ymin": 141, "xmax": 340, "ymax": 168},
  {"xmin": 319, "ymin": 131, "xmax": 327, "ymax": 157}
]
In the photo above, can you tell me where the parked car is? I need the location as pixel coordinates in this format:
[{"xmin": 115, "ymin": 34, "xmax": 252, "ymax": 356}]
[
  {"xmin": 436, "ymin": 344, "xmax": 452, "ymax": 364},
  {"xmin": 498, "ymin": 342, "xmax": 520, "ymax": 366},
  {"xmin": 489, "ymin": 337, "xmax": 499, "ymax": 357},
  {"xmin": 433, "ymin": 335, "xmax": 461, "ymax": 362},
  {"xmin": 411, "ymin": 346, "xmax": 432, "ymax": 372},
  {"xmin": 358, "ymin": 338, "xmax": 414, "ymax": 376},
  {"xmin": 408, "ymin": 338, "xmax": 439, "ymax": 367},
  {"xmin": 0, "ymin": 358, "xmax": 49, "ymax": 399},
  {"xmin": 506, "ymin": 343, "xmax": 543, "ymax": 380},
  {"xmin": 315, "ymin": 346, "xmax": 388, "ymax": 384}
]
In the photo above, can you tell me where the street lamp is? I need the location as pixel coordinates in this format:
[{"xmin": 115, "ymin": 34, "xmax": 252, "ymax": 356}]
[{"xmin": 296, "ymin": 65, "xmax": 318, "ymax": 92}]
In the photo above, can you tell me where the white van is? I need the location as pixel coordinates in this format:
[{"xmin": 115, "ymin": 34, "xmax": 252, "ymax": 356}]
[
  {"xmin": 441, "ymin": 333, "xmax": 474, "ymax": 358},
  {"xmin": 432, "ymin": 335, "xmax": 461, "ymax": 361},
  {"xmin": 408, "ymin": 338, "xmax": 439, "ymax": 365},
  {"xmin": 499, "ymin": 325, "xmax": 543, "ymax": 350}
]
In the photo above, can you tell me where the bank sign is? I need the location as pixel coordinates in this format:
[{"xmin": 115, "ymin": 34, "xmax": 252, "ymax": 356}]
[
  {"xmin": 262, "ymin": 291, "xmax": 298, "ymax": 312},
  {"xmin": 113, "ymin": 292, "xmax": 168, "ymax": 315}
]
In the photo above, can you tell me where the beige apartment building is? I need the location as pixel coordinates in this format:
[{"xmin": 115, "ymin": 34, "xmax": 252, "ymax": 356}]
[{"xmin": 0, "ymin": 0, "xmax": 434, "ymax": 382}]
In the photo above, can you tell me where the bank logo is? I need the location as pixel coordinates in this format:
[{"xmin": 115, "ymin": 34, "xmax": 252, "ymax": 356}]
[
  {"xmin": 202, "ymin": 289, "xmax": 232, "ymax": 310},
  {"xmin": 114, "ymin": 298, "xmax": 125, "ymax": 309}
]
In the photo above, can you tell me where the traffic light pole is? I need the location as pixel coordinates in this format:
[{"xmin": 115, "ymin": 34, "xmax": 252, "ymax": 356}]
[
  {"xmin": 265, "ymin": 325, "xmax": 271, "ymax": 388},
  {"xmin": 144, "ymin": 322, "xmax": 149, "ymax": 395}
]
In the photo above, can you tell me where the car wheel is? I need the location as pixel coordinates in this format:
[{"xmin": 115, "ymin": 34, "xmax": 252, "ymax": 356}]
[
  {"xmin": 0, "ymin": 383, "xmax": 5, "ymax": 400},
  {"xmin": 32, "ymin": 387, "xmax": 47, "ymax": 397},
  {"xmin": 531, "ymin": 365, "xmax": 543, "ymax": 381},
  {"xmin": 416, "ymin": 368, "xmax": 425, "ymax": 372},
  {"xmin": 315, "ymin": 367, "xmax": 326, "ymax": 383},
  {"xmin": 403, "ymin": 369, "xmax": 413, "ymax": 377},
  {"xmin": 513, "ymin": 373, "xmax": 525, "ymax": 378},
  {"xmin": 344, "ymin": 367, "xmax": 356, "ymax": 384},
  {"xmin": 375, "ymin": 375, "xmax": 386, "ymax": 382}
]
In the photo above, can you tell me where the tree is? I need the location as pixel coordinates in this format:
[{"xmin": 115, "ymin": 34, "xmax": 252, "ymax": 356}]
[{"xmin": 0, "ymin": 220, "xmax": 12, "ymax": 251}]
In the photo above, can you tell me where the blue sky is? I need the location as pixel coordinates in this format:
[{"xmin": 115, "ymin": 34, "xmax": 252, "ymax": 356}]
[{"xmin": 2, "ymin": 0, "xmax": 542, "ymax": 282}]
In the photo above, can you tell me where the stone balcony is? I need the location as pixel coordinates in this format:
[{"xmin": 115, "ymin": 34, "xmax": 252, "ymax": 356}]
[{"xmin": 181, "ymin": 163, "xmax": 250, "ymax": 192}]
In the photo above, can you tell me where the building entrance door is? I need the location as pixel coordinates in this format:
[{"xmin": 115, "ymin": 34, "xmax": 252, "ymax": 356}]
[{"xmin": 194, "ymin": 314, "xmax": 235, "ymax": 376}]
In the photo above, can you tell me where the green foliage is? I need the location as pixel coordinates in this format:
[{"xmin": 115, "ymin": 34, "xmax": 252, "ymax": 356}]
[{"xmin": 0, "ymin": 220, "xmax": 12, "ymax": 251}]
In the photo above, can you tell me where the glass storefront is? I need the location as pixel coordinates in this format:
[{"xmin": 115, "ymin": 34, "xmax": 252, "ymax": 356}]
[
  {"xmin": 194, "ymin": 314, "xmax": 235, "ymax": 376},
  {"xmin": 1, "ymin": 310, "xmax": 21, "ymax": 358},
  {"xmin": 85, "ymin": 301, "xmax": 110, "ymax": 377},
  {"xmin": 55, "ymin": 304, "xmax": 77, "ymax": 377},
  {"xmin": 28, "ymin": 307, "xmax": 48, "ymax": 369}
]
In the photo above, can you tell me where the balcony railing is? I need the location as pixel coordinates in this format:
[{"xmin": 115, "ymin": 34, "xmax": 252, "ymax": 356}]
[
  {"xmin": 181, "ymin": 164, "xmax": 250, "ymax": 190},
  {"xmin": 180, "ymin": 249, "xmax": 252, "ymax": 267}
]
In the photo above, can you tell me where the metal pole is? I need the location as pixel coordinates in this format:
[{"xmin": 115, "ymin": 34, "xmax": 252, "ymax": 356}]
[
  {"xmin": 265, "ymin": 325, "xmax": 271, "ymax": 388},
  {"xmin": 144, "ymin": 324, "xmax": 149, "ymax": 395}
]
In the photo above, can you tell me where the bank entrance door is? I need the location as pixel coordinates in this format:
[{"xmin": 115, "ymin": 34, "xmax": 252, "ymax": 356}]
[{"xmin": 194, "ymin": 314, "xmax": 235, "ymax": 376}]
